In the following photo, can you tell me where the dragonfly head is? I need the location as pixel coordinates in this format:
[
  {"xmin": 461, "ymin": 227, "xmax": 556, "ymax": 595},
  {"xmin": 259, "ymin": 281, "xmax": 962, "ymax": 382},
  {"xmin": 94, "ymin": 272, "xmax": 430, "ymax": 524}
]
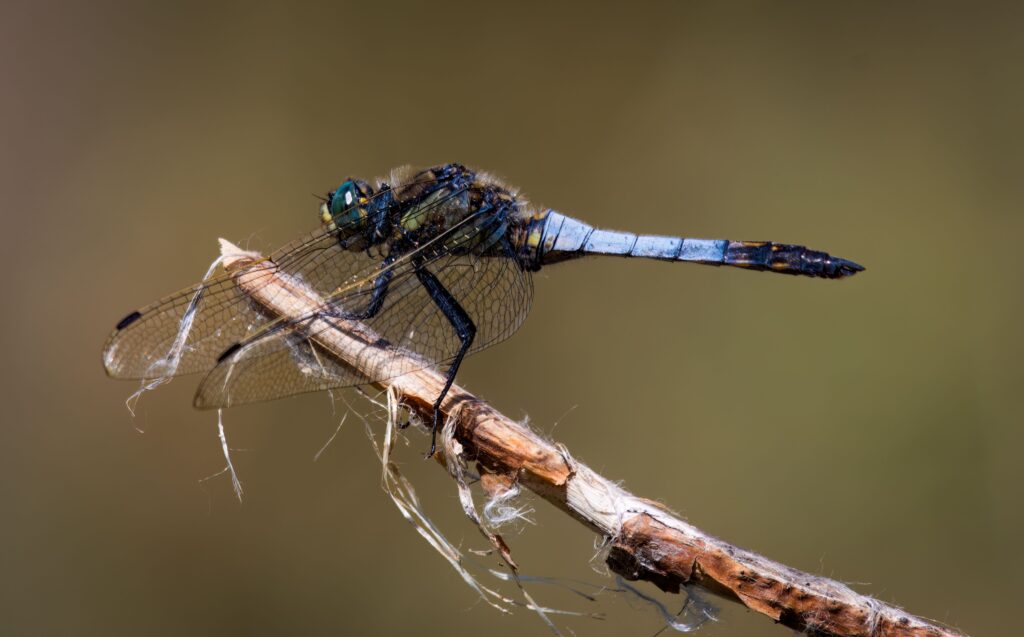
[{"xmin": 322, "ymin": 179, "xmax": 374, "ymax": 244}]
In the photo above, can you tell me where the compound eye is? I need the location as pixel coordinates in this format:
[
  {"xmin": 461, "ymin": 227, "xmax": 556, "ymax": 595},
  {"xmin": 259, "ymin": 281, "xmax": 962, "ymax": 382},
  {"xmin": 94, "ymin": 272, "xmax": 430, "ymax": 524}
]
[
  {"xmin": 342, "ymin": 186, "xmax": 356, "ymax": 207},
  {"xmin": 329, "ymin": 180, "xmax": 359, "ymax": 216}
]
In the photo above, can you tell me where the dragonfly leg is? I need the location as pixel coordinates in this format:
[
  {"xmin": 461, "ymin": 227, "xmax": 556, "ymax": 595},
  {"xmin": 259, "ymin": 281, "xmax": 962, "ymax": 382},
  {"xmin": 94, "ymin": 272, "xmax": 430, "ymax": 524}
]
[
  {"xmin": 341, "ymin": 253, "xmax": 421, "ymax": 429},
  {"xmin": 348, "ymin": 253, "xmax": 397, "ymax": 320},
  {"xmin": 218, "ymin": 256, "xmax": 397, "ymax": 366},
  {"xmin": 415, "ymin": 264, "xmax": 476, "ymax": 458}
]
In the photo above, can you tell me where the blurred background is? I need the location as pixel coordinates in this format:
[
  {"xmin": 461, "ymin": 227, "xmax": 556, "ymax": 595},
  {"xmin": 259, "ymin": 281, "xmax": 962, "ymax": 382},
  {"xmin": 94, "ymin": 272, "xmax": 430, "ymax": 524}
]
[{"xmin": 2, "ymin": 1, "xmax": 1021, "ymax": 635}]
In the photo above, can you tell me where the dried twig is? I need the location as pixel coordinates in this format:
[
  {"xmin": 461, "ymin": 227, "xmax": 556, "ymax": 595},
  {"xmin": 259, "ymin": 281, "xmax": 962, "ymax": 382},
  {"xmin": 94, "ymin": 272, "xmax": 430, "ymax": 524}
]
[{"xmin": 218, "ymin": 239, "xmax": 965, "ymax": 637}]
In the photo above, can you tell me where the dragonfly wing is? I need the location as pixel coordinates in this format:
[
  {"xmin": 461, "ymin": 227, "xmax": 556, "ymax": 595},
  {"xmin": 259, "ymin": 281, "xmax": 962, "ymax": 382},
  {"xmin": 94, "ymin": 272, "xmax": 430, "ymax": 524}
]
[
  {"xmin": 101, "ymin": 171, "xmax": 458, "ymax": 380},
  {"xmin": 101, "ymin": 226, "xmax": 383, "ymax": 380},
  {"xmin": 194, "ymin": 220, "xmax": 533, "ymax": 408}
]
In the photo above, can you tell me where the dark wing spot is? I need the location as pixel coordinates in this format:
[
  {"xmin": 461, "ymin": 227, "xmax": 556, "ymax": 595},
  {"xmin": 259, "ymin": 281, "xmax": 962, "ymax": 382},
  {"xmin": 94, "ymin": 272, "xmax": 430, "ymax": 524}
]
[
  {"xmin": 217, "ymin": 341, "xmax": 242, "ymax": 363},
  {"xmin": 115, "ymin": 310, "xmax": 143, "ymax": 330}
]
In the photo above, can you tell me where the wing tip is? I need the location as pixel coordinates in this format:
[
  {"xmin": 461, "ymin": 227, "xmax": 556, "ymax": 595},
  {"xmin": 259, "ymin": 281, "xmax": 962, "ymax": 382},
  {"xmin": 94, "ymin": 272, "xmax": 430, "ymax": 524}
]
[
  {"xmin": 102, "ymin": 330, "xmax": 129, "ymax": 379},
  {"xmin": 192, "ymin": 391, "xmax": 214, "ymax": 410},
  {"xmin": 193, "ymin": 343, "xmax": 242, "ymax": 409},
  {"xmin": 101, "ymin": 355, "xmax": 120, "ymax": 379}
]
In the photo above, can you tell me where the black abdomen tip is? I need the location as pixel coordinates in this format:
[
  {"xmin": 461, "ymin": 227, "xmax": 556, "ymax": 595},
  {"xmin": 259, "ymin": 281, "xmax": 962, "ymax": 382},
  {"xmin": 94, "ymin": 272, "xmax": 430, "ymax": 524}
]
[
  {"xmin": 724, "ymin": 242, "xmax": 865, "ymax": 279},
  {"xmin": 792, "ymin": 249, "xmax": 866, "ymax": 279},
  {"xmin": 115, "ymin": 310, "xmax": 143, "ymax": 330},
  {"xmin": 824, "ymin": 256, "xmax": 865, "ymax": 278}
]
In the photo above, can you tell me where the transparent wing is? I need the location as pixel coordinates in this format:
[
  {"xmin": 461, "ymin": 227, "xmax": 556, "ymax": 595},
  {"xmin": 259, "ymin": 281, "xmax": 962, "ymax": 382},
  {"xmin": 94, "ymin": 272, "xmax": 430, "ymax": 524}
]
[
  {"xmin": 101, "ymin": 175, "xmax": 451, "ymax": 381},
  {"xmin": 194, "ymin": 218, "xmax": 533, "ymax": 408}
]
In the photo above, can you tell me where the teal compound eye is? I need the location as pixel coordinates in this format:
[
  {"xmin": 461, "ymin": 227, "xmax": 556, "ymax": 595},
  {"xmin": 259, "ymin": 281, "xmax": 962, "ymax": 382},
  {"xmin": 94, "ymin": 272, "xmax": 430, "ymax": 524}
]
[
  {"xmin": 322, "ymin": 179, "xmax": 373, "ymax": 231},
  {"xmin": 329, "ymin": 180, "xmax": 358, "ymax": 216}
]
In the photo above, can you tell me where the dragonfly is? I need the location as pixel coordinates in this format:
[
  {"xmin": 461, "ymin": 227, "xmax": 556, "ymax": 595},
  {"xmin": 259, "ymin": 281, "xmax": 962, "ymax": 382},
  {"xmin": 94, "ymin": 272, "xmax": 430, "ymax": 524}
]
[{"xmin": 103, "ymin": 163, "xmax": 864, "ymax": 456}]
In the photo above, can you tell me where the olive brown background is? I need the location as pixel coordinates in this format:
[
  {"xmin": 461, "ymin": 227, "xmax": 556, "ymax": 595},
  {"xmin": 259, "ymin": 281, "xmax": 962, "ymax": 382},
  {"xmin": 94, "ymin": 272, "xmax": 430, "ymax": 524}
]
[{"xmin": 3, "ymin": 2, "xmax": 1021, "ymax": 635}]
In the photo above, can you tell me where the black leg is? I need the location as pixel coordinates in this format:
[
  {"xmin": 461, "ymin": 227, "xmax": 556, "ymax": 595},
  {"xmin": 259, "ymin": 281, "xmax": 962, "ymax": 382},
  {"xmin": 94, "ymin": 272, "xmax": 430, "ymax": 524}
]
[
  {"xmin": 348, "ymin": 253, "xmax": 398, "ymax": 320},
  {"xmin": 345, "ymin": 253, "xmax": 423, "ymax": 430},
  {"xmin": 415, "ymin": 264, "xmax": 476, "ymax": 458}
]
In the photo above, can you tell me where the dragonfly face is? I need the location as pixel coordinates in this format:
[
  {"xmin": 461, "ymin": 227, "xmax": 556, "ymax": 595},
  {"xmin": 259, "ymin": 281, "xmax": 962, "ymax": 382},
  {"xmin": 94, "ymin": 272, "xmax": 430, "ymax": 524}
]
[{"xmin": 104, "ymin": 163, "xmax": 863, "ymax": 457}]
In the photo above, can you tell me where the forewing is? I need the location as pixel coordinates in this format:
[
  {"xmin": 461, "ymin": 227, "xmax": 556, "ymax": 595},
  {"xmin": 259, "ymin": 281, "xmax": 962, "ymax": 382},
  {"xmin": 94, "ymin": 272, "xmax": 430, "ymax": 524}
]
[
  {"xmin": 101, "ymin": 227, "xmax": 383, "ymax": 380},
  {"xmin": 194, "ymin": 218, "xmax": 533, "ymax": 408},
  {"xmin": 101, "ymin": 175, "xmax": 445, "ymax": 380}
]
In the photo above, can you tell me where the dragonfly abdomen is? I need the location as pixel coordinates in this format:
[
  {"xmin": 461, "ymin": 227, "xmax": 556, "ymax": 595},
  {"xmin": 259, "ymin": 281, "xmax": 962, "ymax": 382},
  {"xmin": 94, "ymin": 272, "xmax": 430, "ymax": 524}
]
[{"xmin": 526, "ymin": 211, "xmax": 863, "ymax": 279}]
